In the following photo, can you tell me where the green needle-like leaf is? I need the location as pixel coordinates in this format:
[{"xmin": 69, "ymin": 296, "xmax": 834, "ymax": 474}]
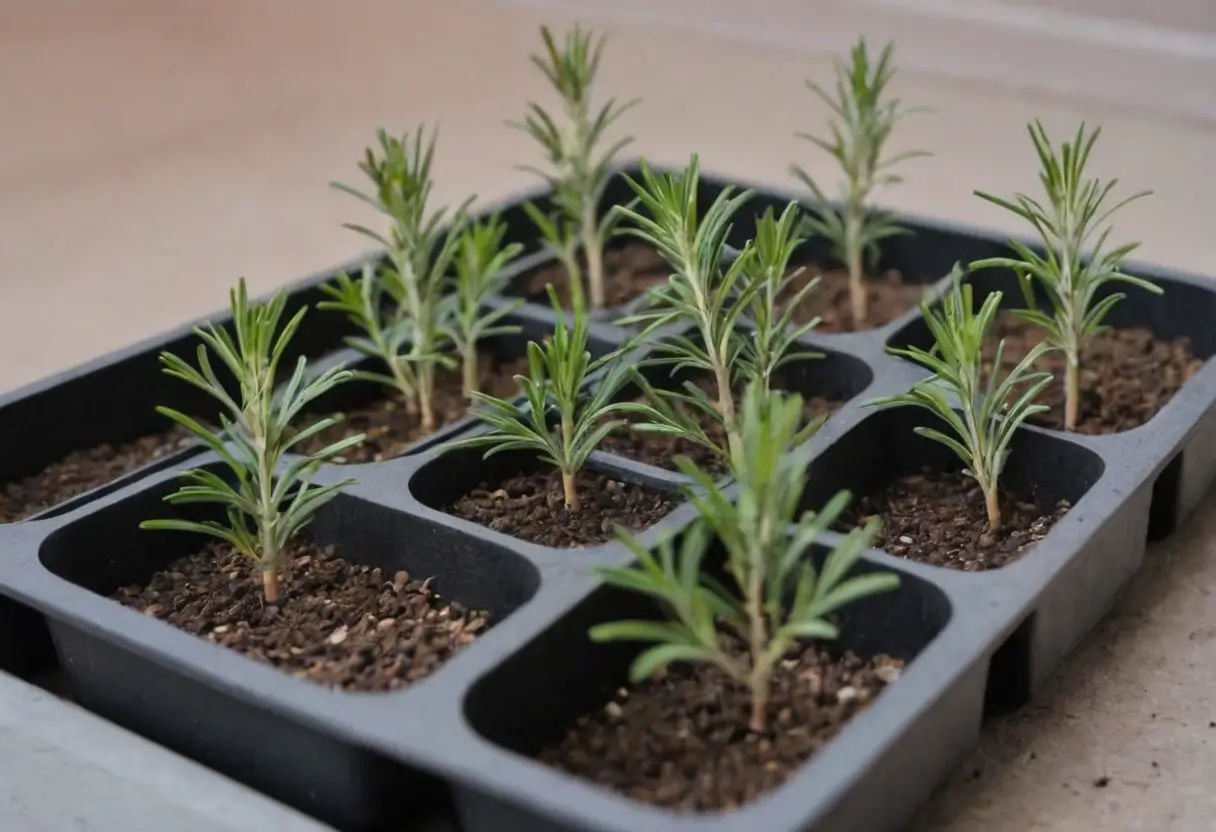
[
  {"xmin": 869, "ymin": 266, "xmax": 1052, "ymax": 532},
  {"xmin": 791, "ymin": 38, "xmax": 928, "ymax": 327},
  {"xmin": 141, "ymin": 278, "xmax": 365, "ymax": 603},
  {"xmin": 970, "ymin": 120, "xmax": 1158, "ymax": 431},
  {"xmin": 443, "ymin": 286, "xmax": 658, "ymax": 512},
  {"xmin": 327, "ymin": 126, "xmax": 475, "ymax": 432},
  {"xmin": 591, "ymin": 380, "xmax": 899, "ymax": 733},
  {"xmin": 512, "ymin": 24, "xmax": 638, "ymax": 310}
]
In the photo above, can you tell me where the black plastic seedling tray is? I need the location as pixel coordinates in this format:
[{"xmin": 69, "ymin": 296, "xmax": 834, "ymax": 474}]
[{"xmin": 1, "ymin": 163, "xmax": 1214, "ymax": 832}]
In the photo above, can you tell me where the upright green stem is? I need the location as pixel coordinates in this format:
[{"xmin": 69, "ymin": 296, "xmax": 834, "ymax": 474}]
[
  {"xmin": 1064, "ymin": 361, "xmax": 1080, "ymax": 431},
  {"xmin": 255, "ymin": 434, "xmax": 280, "ymax": 603},
  {"xmin": 462, "ymin": 348, "xmax": 479, "ymax": 399},
  {"xmin": 560, "ymin": 410, "xmax": 580, "ymax": 510},
  {"xmin": 396, "ymin": 252, "xmax": 439, "ymax": 430},
  {"xmin": 983, "ymin": 481, "xmax": 1001, "ymax": 533},
  {"xmin": 744, "ymin": 542, "xmax": 770, "ymax": 732},
  {"xmin": 564, "ymin": 251, "xmax": 586, "ymax": 311},
  {"xmin": 1060, "ymin": 308, "xmax": 1081, "ymax": 431},
  {"xmin": 714, "ymin": 363, "xmax": 741, "ymax": 458},
  {"xmin": 582, "ymin": 202, "xmax": 606, "ymax": 310},
  {"xmin": 961, "ymin": 364, "xmax": 1001, "ymax": 533},
  {"xmin": 389, "ymin": 359, "xmax": 418, "ymax": 417},
  {"xmin": 418, "ymin": 363, "xmax": 437, "ymax": 434},
  {"xmin": 845, "ymin": 210, "xmax": 867, "ymax": 325},
  {"xmin": 680, "ymin": 237, "xmax": 742, "ymax": 457}
]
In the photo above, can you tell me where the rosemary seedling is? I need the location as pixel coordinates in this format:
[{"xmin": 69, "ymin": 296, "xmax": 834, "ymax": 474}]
[
  {"xmin": 791, "ymin": 38, "xmax": 928, "ymax": 327},
  {"xmin": 141, "ymin": 280, "xmax": 365, "ymax": 603},
  {"xmin": 737, "ymin": 203, "xmax": 825, "ymax": 391},
  {"xmin": 970, "ymin": 120, "xmax": 1159, "ymax": 431},
  {"xmin": 317, "ymin": 262, "xmax": 417, "ymax": 409},
  {"xmin": 523, "ymin": 200, "xmax": 587, "ymax": 310},
  {"xmin": 329, "ymin": 126, "xmax": 470, "ymax": 432},
  {"xmin": 444, "ymin": 287, "xmax": 646, "ymax": 511},
  {"xmin": 444, "ymin": 212, "xmax": 525, "ymax": 398},
  {"xmin": 870, "ymin": 270, "xmax": 1053, "ymax": 532},
  {"xmin": 614, "ymin": 156, "xmax": 756, "ymax": 459},
  {"xmin": 512, "ymin": 24, "xmax": 638, "ymax": 310},
  {"xmin": 590, "ymin": 381, "xmax": 898, "ymax": 732}
]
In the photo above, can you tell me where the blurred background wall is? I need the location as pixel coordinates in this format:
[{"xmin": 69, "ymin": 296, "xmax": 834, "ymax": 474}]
[{"xmin": 484, "ymin": 0, "xmax": 1216, "ymax": 124}]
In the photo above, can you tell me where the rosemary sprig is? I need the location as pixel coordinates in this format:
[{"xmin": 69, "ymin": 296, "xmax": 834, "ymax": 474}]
[
  {"xmin": 970, "ymin": 120, "xmax": 1159, "ymax": 431},
  {"xmin": 141, "ymin": 280, "xmax": 364, "ymax": 602},
  {"xmin": 329, "ymin": 126, "xmax": 471, "ymax": 432},
  {"xmin": 512, "ymin": 24, "xmax": 638, "ymax": 310},
  {"xmin": 870, "ymin": 269, "xmax": 1052, "ymax": 531},
  {"xmin": 591, "ymin": 381, "xmax": 898, "ymax": 732},
  {"xmin": 612, "ymin": 156, "xmax": 756, "ymax": 458},
  {"xmin": 443, "ymin": 287, "xmax": 651, "ymax": 511},
  {"xmin": 791, "ymin": 38, "xmax": 929, "ymax": 327},
  {"xmin": 444, "ymin": 212, "xmax": 525, "ymax": 398}
]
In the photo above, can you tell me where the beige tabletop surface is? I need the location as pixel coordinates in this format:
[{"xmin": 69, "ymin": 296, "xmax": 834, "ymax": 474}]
[{"xmin": 2, "ymin": 2, "xmax": 1215, "ymax": 830}]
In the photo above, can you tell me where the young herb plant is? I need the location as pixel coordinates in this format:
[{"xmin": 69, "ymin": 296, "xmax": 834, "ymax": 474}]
[
  {"xmin": 615, "ymin": 158, "xmax": 824, "ymax": 463},
  {"xmin": 444, "ymin": 212, "xmax": 525, "ymax": 398},
  {"xmin": 737, "ymin": 203, "xmax": 826, "ymax": 392},
  {"xmin": 869, "ymin": 269, "xmax": 1053, "ymax": 532},
  {"xmin": 791, "ymin": 38, "xmax": 929, "ymax": 327},
  {"xmin": 141, "ymin": 280, "xmax": 365, "ymax": 603},
  {"xmin": 317, "ymin": 261, "xmax": 416, "ymax": 411},
  {"xmin": 613, "ymin": 156, "xmax": 757, "ymax": 459},
  {"xmin": 328, "ymin": 126, "xmax": 470, "ymax": 433},
  {"xmin": 512, "ymin": 24, "xmax": 638, "ymax": 310},
  {"xmin": 590, "ymin": 381, "xmax": 898, "ymax": 733},
  {"xmin": 443, "ymin": 287, "xmax": 646, "ymax": 511},
  {"xmin": 523, "ymin": 200, "xmax": 587, "ymax": 310},
  {"xmin": 970, "ymin": 120, "xmax": 1159, "ymax": 431}
]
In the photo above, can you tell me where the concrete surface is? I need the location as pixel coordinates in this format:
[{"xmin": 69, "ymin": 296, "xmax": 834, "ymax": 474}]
[
  {"xmin": 0, "ymin": 671, "xmax": 333, "ymax": 831},
  {"xmin": 1, "ymin": 1, "xmax": 1214, "ymax": 829}
]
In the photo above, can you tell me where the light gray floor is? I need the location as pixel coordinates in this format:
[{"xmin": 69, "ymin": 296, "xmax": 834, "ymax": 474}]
[{"xmin": 0, "ymin": 672, "xmax": 333, "ymax": 831}]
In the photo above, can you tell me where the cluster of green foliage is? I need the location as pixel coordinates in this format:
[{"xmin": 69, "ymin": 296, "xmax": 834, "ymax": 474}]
[
  {"xmin": 514, "ymin": 24, "xmax": 637, "ymax": 311},
  {"xmin": 142, "ymin": 280, "xmax": 365, "ymax": 603},
  {"xmin": 139, "ymin": 26, "xmax": 1157, "ymax": 741},
  {"xmin": 870, "ymin": 122, "xmax": 1156, "ymax": 526},
  {"xmin": 970, "ymin": 121, "xmax": 1158, "ymax": 430},
  {"xmin": 592, "ymin": 382, "xmax": 898, "ymax": 732},
  {"xmin": 321, "ymin": 129, "xmax": 526, "ymax": 433},
  {"xmin": 792, "ymin": 40, "xmax": 929, "ymax": 327}
]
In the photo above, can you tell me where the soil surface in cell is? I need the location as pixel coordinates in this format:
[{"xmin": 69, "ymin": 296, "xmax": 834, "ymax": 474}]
[
  {"xmin": 782, "ymin": 264, "xmax": 925, "ymax": 333},
  {"xmin": 538, "ymin": 644, "xmax": 904, "ymax": 812},
  {"xmin": 446, "ymin": 467, "xmax": 676, "ymax": 548},
  {"xmin": 983, "ymin": 313, "xmax": 1202, "ymax": 434},
  {"xmin": 599, "ymin": 371, "xmax": 844, "ymax": 475},
  {"xmin": 0, "ymin": 426, "xmax": 196, "ymax": 524},
  {"xmin": 841, "ymin": 467, "xmax": 1069, "ymax": 571},
  {"xmin": 111, "ymin": 539, "xmax": 487, "ymax": 692},
  {"xmin": 292, "ymin": 349, "xmax": 528, "ymax": 464},
  {"xmin": 508, "ymin": 241, "xmax": 669, "ymax": 311}
]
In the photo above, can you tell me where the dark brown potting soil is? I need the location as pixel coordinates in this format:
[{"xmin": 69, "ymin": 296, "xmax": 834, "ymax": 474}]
[
  {"xmin": 0, "ymin": 425, "xmax": 196, "ymax": 524},
  {"xmin": 111, "ymin": 539, "xmax": 488, "ymax": 692},
  {"xmin": 842, "ymin": 468, "xmax": 1069, "ymax": 571},
  {"xmin": 509, "ymin": 241, "xmax": 669, "ymax": 310},
  {"xmin": 782, "ymin": 264, "xmax": 924, "ymax": 333},
  {"xmin": 598, "ymin": 372, "xmax": 843, "ymax": 475},
  {"xmin": 538, "ymin": 644, "xmax": 904, "ymax": 812},
  {"xmin": 446, "ymin": 468, "xmax": 675, "ymax": 548},
  {"xmin": 983, "ymin": 313, "xmax": 1202, "ymax": 434},
  {"xmin": 292, "ymin": 349, "xmax": 528, "ymax": 464}
]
